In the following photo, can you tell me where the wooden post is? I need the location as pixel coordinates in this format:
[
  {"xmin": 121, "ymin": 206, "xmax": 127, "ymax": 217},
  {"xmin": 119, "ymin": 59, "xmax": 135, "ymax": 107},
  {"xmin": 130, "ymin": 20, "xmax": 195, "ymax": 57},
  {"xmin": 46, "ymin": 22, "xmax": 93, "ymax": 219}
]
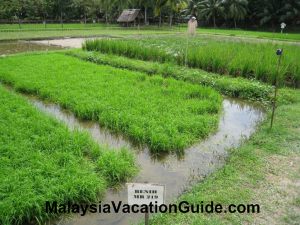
[
  {"xmin": 185, "ymin": 34, "xmax": 189, "ymax": 67},
  {"xmin": 145, "ymin": 210, "xmax": 149, "ymax": 225},
  {"xmin": 270, "ymin": 49, "xmax": 283, "ymax": 129}
]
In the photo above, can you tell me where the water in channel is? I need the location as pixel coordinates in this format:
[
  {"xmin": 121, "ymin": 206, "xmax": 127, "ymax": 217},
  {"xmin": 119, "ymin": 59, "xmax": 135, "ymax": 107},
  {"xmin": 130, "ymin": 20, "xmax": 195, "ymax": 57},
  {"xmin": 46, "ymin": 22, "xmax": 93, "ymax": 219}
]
[{"xmin": 25, "ymin": 96, "xmax": 265, "ymax": 225}]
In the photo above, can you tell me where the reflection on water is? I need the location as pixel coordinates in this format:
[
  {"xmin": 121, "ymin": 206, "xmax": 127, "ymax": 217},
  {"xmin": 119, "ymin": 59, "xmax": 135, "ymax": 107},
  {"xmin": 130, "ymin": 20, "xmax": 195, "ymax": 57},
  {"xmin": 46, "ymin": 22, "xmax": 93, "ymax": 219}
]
[
  {"xmin": 29, "ymin": 96, "xmax": 264, "ymax": 225},
  {"xmin": 0, "ymin": 41, "xmax": 62, "ymax": 55}
]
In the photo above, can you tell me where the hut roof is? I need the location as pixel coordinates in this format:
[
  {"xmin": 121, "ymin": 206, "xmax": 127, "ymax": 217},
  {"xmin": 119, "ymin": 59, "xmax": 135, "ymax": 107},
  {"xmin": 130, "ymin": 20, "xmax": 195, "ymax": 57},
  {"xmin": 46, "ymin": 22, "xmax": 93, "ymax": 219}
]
[{"xmin": 117, "ymin": 9, "xmax": 140, "ymax": 23}]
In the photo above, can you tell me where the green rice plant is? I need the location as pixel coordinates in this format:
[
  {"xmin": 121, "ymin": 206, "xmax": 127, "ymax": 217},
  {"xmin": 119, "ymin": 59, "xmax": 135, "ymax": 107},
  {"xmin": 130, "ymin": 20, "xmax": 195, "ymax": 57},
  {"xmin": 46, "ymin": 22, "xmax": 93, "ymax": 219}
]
[
  {"xmin": 83, "ymin": 37, "xmax": 300, "ymax": 87},
  {"xmin": 83, "ymin": 39, "xmax": 174, "ymax": 63},
  {"xmin": 0, "ymin": 53, "xmax": 222, "ymax": 152},
  {"xmin": 67, "ymin": 50, "xmax": 273, "ymax": 103},
  {"xmin": 97, "ymin": 148, "xmax": 138, "ymax": 186},
  {"xmin": 0, "ymin": 86, "xmax": 137, "ymax": 225}
]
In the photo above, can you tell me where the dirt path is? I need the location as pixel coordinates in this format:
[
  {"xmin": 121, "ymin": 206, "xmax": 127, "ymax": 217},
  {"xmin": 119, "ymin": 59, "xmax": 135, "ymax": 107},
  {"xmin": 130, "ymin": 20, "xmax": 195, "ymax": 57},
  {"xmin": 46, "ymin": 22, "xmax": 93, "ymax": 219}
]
[{"xmin": 252, "ymin": 154, "xmax": 300, "ymax": 225}]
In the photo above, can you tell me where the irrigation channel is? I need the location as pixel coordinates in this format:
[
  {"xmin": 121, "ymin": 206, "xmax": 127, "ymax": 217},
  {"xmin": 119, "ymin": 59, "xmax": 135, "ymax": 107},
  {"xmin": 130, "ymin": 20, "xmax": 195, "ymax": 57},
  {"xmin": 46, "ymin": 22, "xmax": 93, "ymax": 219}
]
[{"xmin": 19, "ymin": 93, "xmax": 265, "ymax": 225}]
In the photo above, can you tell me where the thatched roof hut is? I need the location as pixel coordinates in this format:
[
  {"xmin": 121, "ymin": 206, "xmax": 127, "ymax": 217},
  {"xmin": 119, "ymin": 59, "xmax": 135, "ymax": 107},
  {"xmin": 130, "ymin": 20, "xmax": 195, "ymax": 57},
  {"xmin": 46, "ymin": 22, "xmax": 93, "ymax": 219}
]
[{"xmin": 117, "ymin": 9, "xmax": 142, "ymax": 24}]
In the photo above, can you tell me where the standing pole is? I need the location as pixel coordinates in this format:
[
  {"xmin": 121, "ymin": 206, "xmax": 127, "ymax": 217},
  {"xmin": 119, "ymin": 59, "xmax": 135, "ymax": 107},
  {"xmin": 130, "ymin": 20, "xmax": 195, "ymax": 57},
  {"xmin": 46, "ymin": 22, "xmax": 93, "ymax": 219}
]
[
  {"xmin": 270, "ymin": 49, "xmax": 283, "ymax": 129},
  {"xmin": 185, "ymin": 33, "xmax": 189, "ymax": 67},
  {"xmin": 145, "ymin": 206, "xmax": 149, "ymax": 225}
]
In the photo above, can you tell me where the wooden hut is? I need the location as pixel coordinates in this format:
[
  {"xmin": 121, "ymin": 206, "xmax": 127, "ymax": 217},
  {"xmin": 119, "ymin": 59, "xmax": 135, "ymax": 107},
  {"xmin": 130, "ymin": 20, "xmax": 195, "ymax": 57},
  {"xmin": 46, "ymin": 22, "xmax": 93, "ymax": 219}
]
[{"xmin": 117, "ymin": 9, "xmax": 142, "ymax": 26}]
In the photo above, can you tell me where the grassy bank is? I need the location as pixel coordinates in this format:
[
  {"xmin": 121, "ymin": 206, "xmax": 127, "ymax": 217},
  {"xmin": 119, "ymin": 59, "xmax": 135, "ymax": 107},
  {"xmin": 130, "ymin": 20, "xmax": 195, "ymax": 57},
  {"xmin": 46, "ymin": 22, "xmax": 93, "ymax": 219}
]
[
  {"xmin": 0, "ymin": 23, "xmax": 118, "ymax": 31},
  {"xmin": 0, "ymin": 85, "xmax": 137, "ymax": 225},
  {"xmin": 67, "ymin": 50, "xmax": 273, "ymax": 102},
  {"xmin": 149, "ymin": 89, "xmax": 300, "ymax": 224},
  {"xmin": 200, "ymin": 28, "xmax": 300, "ymax": 41},
  {"xmin": 83, "ymin": 38, "xmax": 300, "ymax": 87},
  {"xmin": 0, "ymin": 53, "xmax": 222, "ymax": 152},
  {"xmin": 0, "ymin": 29, "xmax": 175, "ymax": 41},
  {"xmin": 1, "ymin": 24, "xmax": 299, "ymax": 42}
]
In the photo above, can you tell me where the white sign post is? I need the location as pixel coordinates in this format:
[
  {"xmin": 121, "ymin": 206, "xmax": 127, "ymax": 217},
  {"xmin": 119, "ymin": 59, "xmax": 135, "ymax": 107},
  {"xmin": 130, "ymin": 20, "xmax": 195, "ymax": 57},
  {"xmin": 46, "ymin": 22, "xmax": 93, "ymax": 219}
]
[{"xmin": 127, "ymin": 183, "xmax": 165, "ymax": 225}]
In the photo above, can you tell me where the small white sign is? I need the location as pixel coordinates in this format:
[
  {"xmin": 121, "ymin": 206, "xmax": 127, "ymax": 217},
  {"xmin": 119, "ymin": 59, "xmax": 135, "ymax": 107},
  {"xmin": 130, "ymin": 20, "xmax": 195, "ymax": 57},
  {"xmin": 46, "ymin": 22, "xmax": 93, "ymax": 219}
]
[{"xmin": 127, "ymin": 183, "xmax": 165, "ymax": 206}]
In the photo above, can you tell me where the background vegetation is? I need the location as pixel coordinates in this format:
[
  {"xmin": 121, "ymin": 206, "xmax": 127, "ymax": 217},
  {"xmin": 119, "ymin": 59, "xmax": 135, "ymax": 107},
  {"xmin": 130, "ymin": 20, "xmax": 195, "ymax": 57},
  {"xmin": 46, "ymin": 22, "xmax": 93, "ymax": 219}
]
[{"xmin": 0, "ymin": 0, "xmax": 299, "ymax": 30}]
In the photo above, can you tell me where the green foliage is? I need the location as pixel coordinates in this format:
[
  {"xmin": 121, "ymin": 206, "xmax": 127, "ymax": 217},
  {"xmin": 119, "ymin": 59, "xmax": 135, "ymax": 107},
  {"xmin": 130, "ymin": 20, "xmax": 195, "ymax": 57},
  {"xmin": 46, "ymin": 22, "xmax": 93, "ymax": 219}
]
[
  {"xmin": 83, "ymin": 37, "xmax": 300, "ymax": 87},
  {"xmin": 68, "ymin": 50, "xmax": 273, "ymax": 102},
  {"xmin": 0, "ymin": 53, "xmax": 222, "ymax": 152},
  {"xmin": 0, "ymin": 86, "xmax": 137, "ymax": 225},
  {"xmin": 83, "ymin": 39, "xmax": 173, "ymax": 63},
  {"xmin": 97, "ymin": 148, "xmax": 138, "ymax": 186},
  {"xmin": 197, "ymin": 0, "xmax": 225, "ymax": 28}
]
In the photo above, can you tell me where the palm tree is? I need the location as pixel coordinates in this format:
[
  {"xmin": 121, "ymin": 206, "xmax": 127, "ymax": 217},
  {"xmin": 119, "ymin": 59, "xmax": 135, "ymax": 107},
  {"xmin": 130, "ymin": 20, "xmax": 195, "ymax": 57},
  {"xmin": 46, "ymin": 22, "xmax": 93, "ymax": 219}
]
[
  {"xmin": 187, "ymin": 0, "xmax": 199, "ymax": 16},
  {"xmin": 155, "ymin": 0, "xmax": 168, "ymax": 26},
  {"xmin": 166, "ymin": 0, "xmax": 187, "ymax": 26},
  {"xmin": 256, "ymin": 0, "xmax": 284, "ymax": 29},
  {"xmin": 134, "ymin": 0, "xmax": 153, "ymax": 25},
  {"xmin": 280, "ymin": 0, "xmax": 300, "ymax": 26},
  {"xmin": 225, "ymin": 0, "xmax": 248, "ymax": 28},
  {"xmin": 197, "ymin": 0, "xmax": 224, "ymax": 28}
]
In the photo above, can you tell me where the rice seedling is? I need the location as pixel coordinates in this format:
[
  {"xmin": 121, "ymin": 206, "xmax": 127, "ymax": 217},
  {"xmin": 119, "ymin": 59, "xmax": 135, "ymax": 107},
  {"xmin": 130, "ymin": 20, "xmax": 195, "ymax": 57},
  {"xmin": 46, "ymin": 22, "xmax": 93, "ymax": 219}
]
[
  {"xmin": 0, "ymin": 86, "xmax": 137, "ymax": 225},
  {"xmin": 0, "ymin": 53, "xmax": 222, "ymax": 152},
  {"xmin": 83, "ymin": 37, "xmax": 300, "ymax": 87},
  {"xmin": 67, "ymin": 50, "xmax": 273, "ymax": 103}
]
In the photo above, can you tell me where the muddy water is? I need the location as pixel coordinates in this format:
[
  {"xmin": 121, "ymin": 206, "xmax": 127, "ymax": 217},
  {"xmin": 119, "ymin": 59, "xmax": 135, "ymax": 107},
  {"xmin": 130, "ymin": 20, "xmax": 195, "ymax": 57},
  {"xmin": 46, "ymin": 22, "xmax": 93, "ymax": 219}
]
[
  {"xmin": 33, "ymin": 36, "xmax": 119, "ymax": 48},
  {"xmin": 32, "ymin": 38, "xmax": 95, "ymax": 48},
  {"xmin": 0, "ymin": 41, "xmax": 62, "ymax": 55},
  {"xmin": 29, "ymin": 97, "xmax": 264, "ymax": 225}
]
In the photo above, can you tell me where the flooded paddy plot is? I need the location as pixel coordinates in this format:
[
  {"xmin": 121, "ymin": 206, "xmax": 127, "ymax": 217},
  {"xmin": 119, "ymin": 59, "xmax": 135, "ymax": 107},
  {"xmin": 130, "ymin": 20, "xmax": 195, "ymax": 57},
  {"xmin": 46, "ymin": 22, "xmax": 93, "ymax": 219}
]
[
  {"xmin": 33, "ymin": 37, "xmax": 97, "ymax": 48},
  {"xmin": 0, "ymin": 85, "xmax": 137, "ymax": 225},
  {"xmin": 0, "ymin": 40, "xmax": 62, "ymax": 55},
  {"xmin": 0, "ymin": 53, "xmax": 222, "ymax": 152},
  {"xmin": 27, "ymin": 94, "xmax": 264, "ymax": 225}
]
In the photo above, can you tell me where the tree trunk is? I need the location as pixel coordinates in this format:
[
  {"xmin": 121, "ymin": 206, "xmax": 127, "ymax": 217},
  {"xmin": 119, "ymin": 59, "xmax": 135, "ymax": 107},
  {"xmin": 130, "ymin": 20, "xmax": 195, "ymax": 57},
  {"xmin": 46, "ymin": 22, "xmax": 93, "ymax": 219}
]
[
  {"xmin": 213, "ymin": 15, "xmax": 216, "ymax": 28},
  {"xmin": 84, "ymin": 13, "xmax": 87, "ymax": 24},
  {"xmin": 44, "ymin": 15, "xmax": 46, "ymax": 29},
  {"xmin": 159, "ymin": 10, "xmax": 162, "ymax": 27},
  {"xmin": 18, "ymin": 17, "xmax": 21, "ymax": 29},
  {"xmin": 60, "ymin": 10, "xmax": 63, "ymax": 29},
  {"xmin": 144, "ymin": 7, "xmax": 147, "ymax": 25},
  {"xmin": 169, "ymin": 13, "xmax": 173, "ymax": 27},
  {"xmin": 234, "ymin": 18, "xmax": 237, "ymax": 28},
  {"xmin": 105, "ymin": 12, "xmax": 108, "ymax": 24}
]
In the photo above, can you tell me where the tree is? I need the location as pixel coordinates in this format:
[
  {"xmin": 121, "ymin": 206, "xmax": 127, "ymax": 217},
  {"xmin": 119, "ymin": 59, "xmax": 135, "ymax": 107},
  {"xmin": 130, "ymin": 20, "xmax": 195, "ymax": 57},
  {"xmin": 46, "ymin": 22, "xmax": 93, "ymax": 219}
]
[
  {"xmin": 197, "ymin": 0, "xmax": 224, "ymax": 27},
  {"xmin": 280, "ymin": 0, "xmax": 300, "ymax": 26},
  {"xmin": 166, "ymin": 0, "xmax": 187, "ymax": 26},
  {"xmin": 134, "ymin": 0, "xmax": 153, "ymax": 24},
  {"xmin": 72, "ymin": 0, "xmax": 91, "ymax": 23},
  {"xmin": 89, "ymin": 0, "xmax": 103, "ymax": 21},
  {"xmin": 155, "ymin": 0, "xmax": 168, "ymax": 26},
  {"xmin": 225, "ymin": 0, "xmax": 248, "ymax": 28},
  {"xmin": 257, "ymin": 0, "xmax": 285, "ymax": 29},
  {"xmin": 182, "ymin": 0, "xmax": 199, "ymax": 17},
  {"xmin": 101, "ymin": 0, "xmax": 115, "ymax": 23}
]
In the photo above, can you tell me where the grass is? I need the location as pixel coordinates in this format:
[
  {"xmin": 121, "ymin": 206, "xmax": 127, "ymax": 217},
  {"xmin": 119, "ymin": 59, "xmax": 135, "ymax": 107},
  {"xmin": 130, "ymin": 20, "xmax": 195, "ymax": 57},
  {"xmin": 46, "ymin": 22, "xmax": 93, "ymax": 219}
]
[
  {"xmin": 0, "ymin": 29, "xmax": 174, "ymax": 41},
  {"xmin": 0, "ymin": 52, "xmax": 222, "ymax": 152},
  {"xmin": 83, "ymin": 37, "xmax": 300, "ymax": 87},
  {"xmin": 149, "ymin": 88, "xmax": 300, "ymax": 225},
  {"xmin": 0, "ymin": 85, "xmax": 137, "ymax": 225},
  {"xmin": 0, "ymin": 23, "xmax": 118, "ymax": 31},
  {"xmin": 67, "ymin": 49, "xmax": 273, "ymax": 103},
  {"xmin": 1, "ymin": 23, "xmax": 299, "ymax": 42},
  {"xmin": 199, "ymin": 28, "xmax": 300, "ymax": 41}
]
